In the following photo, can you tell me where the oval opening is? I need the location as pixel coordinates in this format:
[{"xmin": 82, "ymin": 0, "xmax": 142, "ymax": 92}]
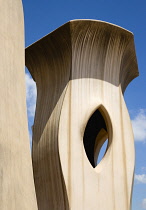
[{"xmin": 83, "ymin": 108, "xmax": 109, "ymax": 168}]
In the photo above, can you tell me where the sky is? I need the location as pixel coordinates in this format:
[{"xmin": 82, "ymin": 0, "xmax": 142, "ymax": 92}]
[{"xmin": 22, "ymin": 0, "xmax": 146, "ymax": 209}]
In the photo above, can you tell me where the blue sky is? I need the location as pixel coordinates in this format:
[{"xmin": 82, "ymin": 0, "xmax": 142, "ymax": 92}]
[{"xmin": 22, "ymin": 0, "xmax": 146, "ymax": 209}]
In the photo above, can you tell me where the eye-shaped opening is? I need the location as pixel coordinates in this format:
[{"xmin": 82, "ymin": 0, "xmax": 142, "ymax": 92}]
[{"xmin": 83, "ymin": 107, "xmax": 110, "ymax": 168}]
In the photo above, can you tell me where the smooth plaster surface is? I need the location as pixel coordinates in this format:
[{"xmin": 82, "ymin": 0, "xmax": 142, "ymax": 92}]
[{"xmin": 0, "ymin": 1, "xmax": 37, "ymax": 209}]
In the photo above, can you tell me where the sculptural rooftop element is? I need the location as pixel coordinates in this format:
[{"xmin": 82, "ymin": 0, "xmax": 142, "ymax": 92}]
[{"xmin": 26, "ymin": 20, "xmax": 139, "ymax": 210}]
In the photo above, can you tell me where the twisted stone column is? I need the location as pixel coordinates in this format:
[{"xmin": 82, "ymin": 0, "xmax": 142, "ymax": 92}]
[
  {"xmin": 0, "ymin": 1, "xmax": 38, "ymax": 209},
  {"xmin": 26, "ymin": 20, "xmax": 139, "ymax": 210}
]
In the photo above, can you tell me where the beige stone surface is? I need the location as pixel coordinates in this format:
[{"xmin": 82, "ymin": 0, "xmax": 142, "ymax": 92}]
[
  {"xmin": 26, "ymin": 20, "xmax": 139, "ymax": 210},
  {"xmin": 0, "ymin": 1, "xmax": 38, "ymax": 209}
]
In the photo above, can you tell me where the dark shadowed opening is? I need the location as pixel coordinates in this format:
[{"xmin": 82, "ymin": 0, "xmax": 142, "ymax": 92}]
[{"xmin": 83, "ymin": 108, "xmax": 109, "ymax": 168}]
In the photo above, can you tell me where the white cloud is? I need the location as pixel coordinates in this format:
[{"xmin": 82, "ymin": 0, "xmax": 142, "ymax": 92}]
[
  {"xmin": 25, "ymin": 73, "xmax": 37, "ymax": 117},
  {"xmin": 142, "ymin": 199, "xmax": 146, "ymax": 209},
  {"xmin": 135, "ymin": 174, "xmax": 146, "ymax": 184},
  {"xmin": 131, "ymin": 109, "xmax": 146, "ymax": 142}
]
